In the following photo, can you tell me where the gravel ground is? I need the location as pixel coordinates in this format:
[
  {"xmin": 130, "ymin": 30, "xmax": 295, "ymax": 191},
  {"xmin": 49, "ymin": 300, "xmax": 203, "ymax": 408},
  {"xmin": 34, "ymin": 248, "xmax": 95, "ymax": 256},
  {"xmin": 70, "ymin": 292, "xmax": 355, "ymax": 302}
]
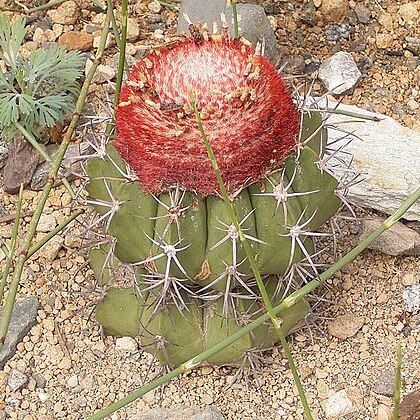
[{"xmin": 0, "ymin": 0, "xmax": 419, "ymax": 419}]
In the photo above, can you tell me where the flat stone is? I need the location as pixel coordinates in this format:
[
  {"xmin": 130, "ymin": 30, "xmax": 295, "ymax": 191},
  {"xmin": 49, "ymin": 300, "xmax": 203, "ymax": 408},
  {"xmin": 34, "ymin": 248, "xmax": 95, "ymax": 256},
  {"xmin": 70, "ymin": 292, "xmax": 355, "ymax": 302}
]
[
  {"xmin": 31, "ymin": 142, "xmax": 93, "ymax": 190},
  {"xmin": 403, "ymin": 284, "xmax": 420, "ymax": 313},
  {"xmin": 0, "ymin": 296, "xmax": 39, "ymax": 369},
  {"xmin": 374, "ymin": 370, "xmax": 396, "ymax": 397},
  {"xmin": 318, "ymin": 52, "xmax": 361, "ymax": 94},
  {"xmin": 178, "ymin": 2, "xmax": 278, "ymax": 63},
  {"xmin": 3, "ymin": 135, "xmax": 40, "ymax": 194},
  {"xmin": 58, "ymin": 31, "xmax": 93, "ymax": 51},
  {"xmin": 47, "ymin": 1, "xmax": 78, "ymax": 25},
  {"xmin": 357, "ymin": 217, "xmax": 420, "ymax": 256},
  {"xmin": 327, "ymin": 314, "xmax": 364, "ymax": 340},
  {"xmin": 7, "ymin": 369, "xmax": 28, "ymax": 392},
  {"xmin": 324, "ymin": 101, "xmax": 420, "ymax": 221},
  {"xmin": 400, "ymin": 389, "xmax": 420, "ymax": 420}
]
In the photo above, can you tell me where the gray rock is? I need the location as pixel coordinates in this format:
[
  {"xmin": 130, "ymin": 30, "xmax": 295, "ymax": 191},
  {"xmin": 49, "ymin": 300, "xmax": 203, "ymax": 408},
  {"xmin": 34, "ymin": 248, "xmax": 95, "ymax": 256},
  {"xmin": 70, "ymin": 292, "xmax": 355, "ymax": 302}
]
[
  {"xmin": 318, "ymin": 52, "xmax": 361, "ymax": 94},
  {"xmin": 129, "ymin": 405, "xmax": 225, "ymax": 420},
  {"xmin": 225, "ymin": 5, "xmax": 279, "ymax": 63},
  {"xmin": 31, "ymin": 141, "xmax": 93, "ymax": 190},
  {"xmin": 323, "ymin": 101, "xmax": 420, "ymax": 221},
  {"xmin": 403, "ymin": 284, "xmax": 420, "ymax": 313},
  {"xmin": 3, "ymin": 134, "xmax": 40, "ymax": 194},
  {"xmin": 354, "ymin": 4, "xmax": 371, "ymax": 23},
  {"xmin": 33, "ymin": 373, "xmax": 47, "ymax": 389},
  {"xmin": 0, "ymin": 296, "xmax": 40, "ymax": 369},
  {"xmin": 191, "ymin": 407, "xmax": 225, "ymax": 420},
  {"xmin": 0, "ymin": 203, "xmax": 7, "ymax": 218},
  {"xmin": 357, "ymin": 218, "xmax": 420, "ymax": 256},
  {"xmin": 178, "ymin": 0, "xmax": 226, "ymax": 33},
  {"xmin": 178, "ymin": 2, "xmax": 279, "ymax": 63},
  {"xmin": 374, "ymin": 370, "xmax": 396, "ymax": 397},
  {"xmin": 7, "ymin": 369, "xmax": 28, "ymax": 392}
]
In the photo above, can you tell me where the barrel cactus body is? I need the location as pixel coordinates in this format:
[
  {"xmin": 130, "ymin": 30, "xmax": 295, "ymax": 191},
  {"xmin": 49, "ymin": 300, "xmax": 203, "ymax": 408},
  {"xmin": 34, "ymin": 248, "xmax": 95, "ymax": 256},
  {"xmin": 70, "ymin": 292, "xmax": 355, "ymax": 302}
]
[{"xmin": 85, "ymin": 34, "xmax": 342, "ymax": 367}]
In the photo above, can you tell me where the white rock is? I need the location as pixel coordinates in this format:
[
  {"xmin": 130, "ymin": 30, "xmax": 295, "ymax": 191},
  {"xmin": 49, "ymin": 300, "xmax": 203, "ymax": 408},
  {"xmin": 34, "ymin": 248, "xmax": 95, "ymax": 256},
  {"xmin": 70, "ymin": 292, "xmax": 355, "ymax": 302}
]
[
  {"xmin": 148, "ymin": 0, "xmax": 162, "ymax": 13},
  {"xmin": 402, "ymin": 272, "xmax": 418, "ymax": 286},
  {"xmin": 67, "ymin": 375, "xmax": 78, "ymax": 388},
  {"xmin": 7, "ymin": 369, "xmax": 28, "ymax": 392},
  {"xmin": 407, "ymin": 98, "xmax": 420, "ymax": 111},
  {"xmin": 38, "ymin": 392, "xmax": 48, "ymax": 402},
  {"xmin": 32, "ymin": 28, "xmax": 57, "ymax": 43},
  {"xmin": 85, "ymin": 59, "xmax": 116, "ymax": 84},
  {"xmin": 115, "ymin": 337, "xmax": 137, "ymax": 352},
  {"xmin": 403, "ymin": 284, "xmax": 420, "ymax": 313},
  {"xmin": 36, "ymin": 214, "xmax": 57, "ymax": 232},
  {"xmin": 324, "ymin": 101, "xmax": 420, "ymax": 221},
  {"xmin": 324, "ymin": 389, "xmax": 355, "ymax": 418},
  {"xmin": 318, "ymin": 52, "xmax": 361, "ymax": 94}
]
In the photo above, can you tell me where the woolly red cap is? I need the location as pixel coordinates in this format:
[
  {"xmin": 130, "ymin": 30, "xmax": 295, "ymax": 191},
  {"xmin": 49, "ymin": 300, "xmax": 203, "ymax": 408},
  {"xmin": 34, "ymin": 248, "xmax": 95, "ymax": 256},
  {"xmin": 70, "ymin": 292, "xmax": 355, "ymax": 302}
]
[{"xmin": 116, "ymin": 38, "xmax": 300, "ymax": 196}]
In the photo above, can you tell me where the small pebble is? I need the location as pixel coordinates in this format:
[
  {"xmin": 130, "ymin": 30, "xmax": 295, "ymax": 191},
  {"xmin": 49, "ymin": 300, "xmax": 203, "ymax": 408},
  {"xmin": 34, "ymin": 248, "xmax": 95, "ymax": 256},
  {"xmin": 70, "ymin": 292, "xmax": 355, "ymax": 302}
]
[
  {"xmin": 403, "ymin": 284, "xmax": 420, "ymax": 313},
  {"xmin": 374, "ymin": 370, "xmax": 395, "ymax": 397},
  {"xmin": 327, "ymin": 314, "xmax": 365, "ymax": 340},
  {"xmin": 115, "ymin": 337, "xmax": 137, "ymax": 352},
  {"xmin": 36, "ymin": 214, "xmax": 57, "ymax": 233},
  {"xmin": 8, "ymin": 369, "xmax": 28, "ymax": 392},
  {"xmin": 148, "ymin": 1, "xmax": 162, "ymax": 13},
  {"xmin": 407, "ymin": 98, "xmax": 420, "ymax": 111},
  {"xmin": 319, "ymin": 0, "xmax": 349, "ymax": 24},
  {"xmin": 67, "ymin": 375, "xmax": 78, "ymax": 388}
]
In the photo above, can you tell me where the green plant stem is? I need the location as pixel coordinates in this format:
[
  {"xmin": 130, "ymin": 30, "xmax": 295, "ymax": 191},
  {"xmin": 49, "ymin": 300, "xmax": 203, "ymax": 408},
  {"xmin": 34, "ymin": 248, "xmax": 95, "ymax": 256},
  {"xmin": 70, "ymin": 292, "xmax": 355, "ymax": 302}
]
[
  {"xmin": 0, "ymin": 209, "xmax": 84, "ymax": 281},
  {"xmin": 191, "ymin": 94, "xmax": 313, "ymax": 417},
  {"xmin": 13, "ymin": 122, "xmax": 75, "ymax": 198},
  {"xmin": 231, "ymin": 0, "xmax": 239, "ymax": 38},
  {"xmin": 393, "ymin": 342, "xmax": 402, "ymax": 420},
  {"xmin": 0, "ymin": 8, "xmax": 112, "ymax": 351},
  {"xmin": 0, "ymin": 185, "xmax": 23, "ymax": 302},
  {"xmin": 324, "ymin": 107, "xmax": 382, "ymax": 122},
  {"xmin": 88, "ymin": 185, "xmax": 420, "ymax": 419},
  {"xmin": 114, "ymin": 0, "xmax": 128, "ymax": 105}
]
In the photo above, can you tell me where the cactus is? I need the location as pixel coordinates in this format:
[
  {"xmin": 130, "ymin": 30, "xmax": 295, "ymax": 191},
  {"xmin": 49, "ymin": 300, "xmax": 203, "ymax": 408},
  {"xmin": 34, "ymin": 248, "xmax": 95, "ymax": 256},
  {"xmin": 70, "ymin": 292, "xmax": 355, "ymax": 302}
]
[{"xmin": 85, "ymin": 33, "xmax": 343, "ymax": 367}]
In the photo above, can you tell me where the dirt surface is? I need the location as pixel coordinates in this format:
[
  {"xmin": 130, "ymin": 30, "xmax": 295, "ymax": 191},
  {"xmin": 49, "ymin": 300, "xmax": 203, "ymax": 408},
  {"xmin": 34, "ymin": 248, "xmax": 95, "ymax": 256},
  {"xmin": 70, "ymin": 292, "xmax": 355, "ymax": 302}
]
[{"xmin": 0, "ymin": 0, "xmax": 419, "ymax": 419}]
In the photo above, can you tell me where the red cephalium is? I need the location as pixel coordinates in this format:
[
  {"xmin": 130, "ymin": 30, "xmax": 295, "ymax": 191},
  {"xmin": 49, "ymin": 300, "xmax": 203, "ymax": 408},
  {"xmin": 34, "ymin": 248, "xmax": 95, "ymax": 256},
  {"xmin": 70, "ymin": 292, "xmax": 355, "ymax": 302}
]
[{"xmin": 116, "ymin": 37, "xmax": 300, "ymax": 196}]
